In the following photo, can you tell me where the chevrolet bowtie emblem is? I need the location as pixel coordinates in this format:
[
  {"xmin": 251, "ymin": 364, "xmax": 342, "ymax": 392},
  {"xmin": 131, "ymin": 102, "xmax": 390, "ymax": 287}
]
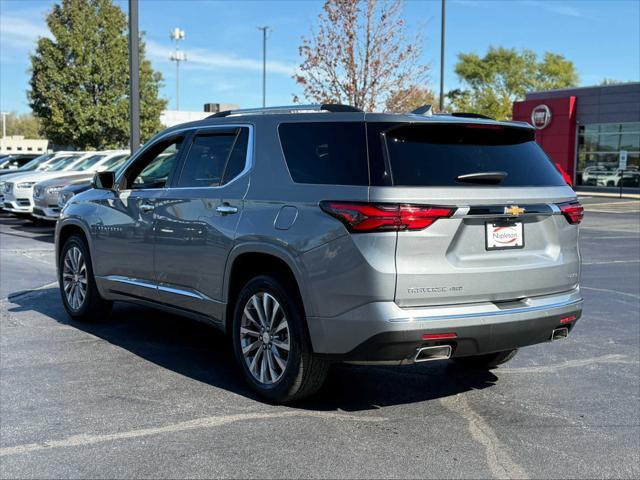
[{"xmin": 504, "ymin": 205, "xmax": 525, "ymax": 216}]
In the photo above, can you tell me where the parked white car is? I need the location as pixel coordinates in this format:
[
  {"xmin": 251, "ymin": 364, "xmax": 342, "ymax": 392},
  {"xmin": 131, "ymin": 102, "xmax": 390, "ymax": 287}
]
[
  {"xmin": 31, "ymin": 151, "xmax": 129, "ymax": 220},
  {"xmin": 0, "ymin": 152, "xmax": 103, "ymax": 214}
]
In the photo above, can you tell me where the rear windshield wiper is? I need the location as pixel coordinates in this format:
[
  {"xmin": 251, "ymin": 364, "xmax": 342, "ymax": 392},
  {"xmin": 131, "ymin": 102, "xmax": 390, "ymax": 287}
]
[{"xmin": 456, "ymin": 171, "xmax": 508, "ymax": 185}]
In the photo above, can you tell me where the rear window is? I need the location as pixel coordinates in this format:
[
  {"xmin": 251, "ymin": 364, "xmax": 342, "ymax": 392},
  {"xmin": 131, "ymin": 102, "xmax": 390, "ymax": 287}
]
[
  {"xmin": 376, "ymin": 123, "xmax": 566, "ymax": 187},
  {"xmin": 279, "ymin": 122, "xmax": 368, "ymax": 185}
]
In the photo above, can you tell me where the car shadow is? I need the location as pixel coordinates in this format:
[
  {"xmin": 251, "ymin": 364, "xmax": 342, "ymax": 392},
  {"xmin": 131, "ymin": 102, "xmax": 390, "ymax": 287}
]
[
  {"xmin": 7, "ymin": 288, "xmax": 499, "ymax": 412},
  {"xmin": 0, "ymin": 214, "xmax": 55, "ymax": 243}
]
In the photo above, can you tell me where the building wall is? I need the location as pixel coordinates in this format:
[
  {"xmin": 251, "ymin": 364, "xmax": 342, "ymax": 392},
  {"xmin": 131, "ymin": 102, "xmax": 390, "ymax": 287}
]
[
  {"xmin": 0, "ymin": 136, "xmax": 49, "ymax": 155},
  {"xmin": 513, "ymin": 96, "xmax": 577, "ymax": 179},
  {"xmin": 526, "ymin": 83, "xmax": 640, "ymax": 125},
  {"xmin": 513, "ymin": 83, "xmax": 640, "ymax": 186}
]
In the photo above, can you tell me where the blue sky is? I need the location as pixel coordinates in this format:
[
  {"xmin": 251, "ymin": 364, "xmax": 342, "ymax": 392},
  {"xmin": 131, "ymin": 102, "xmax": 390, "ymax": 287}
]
[{"xmin": 1, "ymin": 0, "xmax": 639, "ymax": 114}]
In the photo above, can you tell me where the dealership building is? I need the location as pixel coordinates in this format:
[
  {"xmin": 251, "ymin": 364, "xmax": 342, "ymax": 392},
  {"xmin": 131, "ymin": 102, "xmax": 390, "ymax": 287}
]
[{"xmin": 513, "ymin": 82, "xmax": 640, "ymax": 189}]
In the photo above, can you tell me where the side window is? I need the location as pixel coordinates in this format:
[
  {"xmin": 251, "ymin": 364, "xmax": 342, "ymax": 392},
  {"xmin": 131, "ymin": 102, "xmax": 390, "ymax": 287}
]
[
  {"xmin": 278, "ymin": 122, "xmax": 368, "ymax": 185},
  {"xmin": 222, "ymin": 128, "xmax": 249, "ymax": 184},
  {"xmin": 125, "ymin": 137, "xmax": 183, "ymax": 189},
  {"xmin": 177, "ymin": 127, "xmax": 250, "ymax": 188}
]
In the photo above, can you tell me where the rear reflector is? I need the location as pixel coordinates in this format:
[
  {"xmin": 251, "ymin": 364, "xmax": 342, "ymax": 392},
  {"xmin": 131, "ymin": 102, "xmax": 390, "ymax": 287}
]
[
  {"xmin": 421, "ymin": 332, "xmax": 458, "ymax": 340},
  {"xmin": 559, "ymin": 202, "xmax": 584, "ymax": 225},
  {"xmin": 560, "ymin": 315, "xmax": 577, "ymax": 324},
  {"xmin": 320, "ymin": 202, "xmax": 454, "ymax": 233}
]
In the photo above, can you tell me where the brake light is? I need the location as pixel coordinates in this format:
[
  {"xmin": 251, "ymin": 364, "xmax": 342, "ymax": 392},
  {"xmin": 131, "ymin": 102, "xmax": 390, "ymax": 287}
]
[
  {"xmin": 422, "ymin": 332, "xmax": 457, "ymax": 340},
  {"xmin": 320, "ymin": 202, "xmax": 454, "ymax": 232},
  {"xmin": 559, "ymin": 202, "xmax": 584, "ymax": 225},
  {"xmin": 560, "ymin": 315, "xmax": 577, "ymax": 324}
]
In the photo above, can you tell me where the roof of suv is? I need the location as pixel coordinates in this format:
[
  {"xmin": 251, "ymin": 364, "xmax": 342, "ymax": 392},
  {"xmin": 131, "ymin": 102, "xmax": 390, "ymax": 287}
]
[{"xmin": 160, "ymin": 104, "xmax": 533, "ymax": 138}]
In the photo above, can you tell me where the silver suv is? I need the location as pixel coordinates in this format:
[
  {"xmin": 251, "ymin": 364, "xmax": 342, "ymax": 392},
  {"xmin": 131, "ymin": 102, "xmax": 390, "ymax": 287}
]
[{"xmin": 55, "ymin": 105, "xmax": 583, "ymax": 402}]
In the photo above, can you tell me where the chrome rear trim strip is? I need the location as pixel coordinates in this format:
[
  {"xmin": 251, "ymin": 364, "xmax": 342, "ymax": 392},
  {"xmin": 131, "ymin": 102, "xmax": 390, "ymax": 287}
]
[{"xmin": 390, "ymin": 298, "xmax": 582, "ymax": 323}]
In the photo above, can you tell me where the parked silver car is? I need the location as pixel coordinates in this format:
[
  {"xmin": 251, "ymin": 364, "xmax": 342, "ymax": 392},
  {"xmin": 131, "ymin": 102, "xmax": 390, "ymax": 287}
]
[
  {"xmin": 32, "ymin": 152, "xmax": 129, "ymax": 221},
  {"xmin": 55, "ymin": 105, "xmax": 583, "ymax": 402}
]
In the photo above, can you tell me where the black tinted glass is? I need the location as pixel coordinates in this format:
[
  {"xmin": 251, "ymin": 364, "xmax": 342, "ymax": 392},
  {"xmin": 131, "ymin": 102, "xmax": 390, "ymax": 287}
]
[
  {"xmin": 222, "ymin": 128, "xmax": 249, "ymax": 184},
  {"xmin": 382, "ymin": 123, "xmax": 566, "ymax": 187},
  {"xmin": 178, "ymin": 134, "xmax": 236, "ymax": 187},
  {"xmin": 279, "ymin": 122, "xmax": 368, "ymax": 185}
]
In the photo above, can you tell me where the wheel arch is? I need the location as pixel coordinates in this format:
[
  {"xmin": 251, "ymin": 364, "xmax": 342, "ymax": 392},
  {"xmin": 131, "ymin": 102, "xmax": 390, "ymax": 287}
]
[
  {"xmin": 223, "ymin": 242, "xmax": 312, "ymax": 335},
  {"xmin": 56, "ymin": 219, "xmax": 93, "ymax": 270}
]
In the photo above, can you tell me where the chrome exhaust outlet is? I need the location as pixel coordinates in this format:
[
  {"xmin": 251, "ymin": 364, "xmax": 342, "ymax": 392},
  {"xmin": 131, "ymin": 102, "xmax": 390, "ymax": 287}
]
[
  {"xmin": 414, "ymin": 345, "xmax": 452, "ymax": 363},
  {"xmin": 551, "ymin": 327, "xmax": 569, "ymax": 341}
]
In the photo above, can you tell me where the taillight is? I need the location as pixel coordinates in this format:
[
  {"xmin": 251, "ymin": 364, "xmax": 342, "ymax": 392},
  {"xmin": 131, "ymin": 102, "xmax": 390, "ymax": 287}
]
[
  {"xmin": 320, "ymin": 202, "xmax": 454, "ymax": 232},
  {"xmin": 559, "ymin": 202, "xmax": 584, "ymax": 225}
]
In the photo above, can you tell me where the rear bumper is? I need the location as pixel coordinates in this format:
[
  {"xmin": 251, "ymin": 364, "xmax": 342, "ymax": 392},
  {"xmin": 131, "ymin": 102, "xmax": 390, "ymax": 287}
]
[{"xmin": 308, "ymin": 288, "xmax": 583, "ymax": 363}]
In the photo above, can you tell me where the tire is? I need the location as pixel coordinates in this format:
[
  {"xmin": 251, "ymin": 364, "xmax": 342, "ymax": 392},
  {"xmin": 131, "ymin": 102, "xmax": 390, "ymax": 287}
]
[
  {"xmin": 59, "ymin": 234, "xmax": 112, "ymax": 322},
  {"xmin": 452, "ymin": 349, "xmax": 518, "ymax": 370},
  {"xmin": 232, "ymin": 274, "xmax": 329, "ymax": 403}
]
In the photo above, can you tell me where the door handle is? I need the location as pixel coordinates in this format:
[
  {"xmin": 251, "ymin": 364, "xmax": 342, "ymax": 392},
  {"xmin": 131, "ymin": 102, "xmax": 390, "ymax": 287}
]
[
  {"xmin": 139, "ymin": 202, "xmax": 154, "ymax": 213},
  {"xmin": 216, "ymin": 204, "xmax": 238, "ymax": 215}
]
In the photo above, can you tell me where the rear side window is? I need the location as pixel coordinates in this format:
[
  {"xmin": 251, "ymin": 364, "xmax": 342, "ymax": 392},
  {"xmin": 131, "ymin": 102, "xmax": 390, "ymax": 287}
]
[
  {"xmin": 279, "ymin": 122, "xmax": 368, "ymax": 185},
  {"xmin": 177, "ymin": 128, "xmax": 249, "ymax": 188},
  {"xmin": 379, "ymin": 123, "xmax": 566, "ymax": 187}
]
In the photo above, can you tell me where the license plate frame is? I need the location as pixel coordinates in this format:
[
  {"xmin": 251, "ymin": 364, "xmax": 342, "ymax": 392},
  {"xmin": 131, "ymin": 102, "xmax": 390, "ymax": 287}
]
[{"xmin": 485, "ymin": 221, "xmax": 525, "ymax": 250}]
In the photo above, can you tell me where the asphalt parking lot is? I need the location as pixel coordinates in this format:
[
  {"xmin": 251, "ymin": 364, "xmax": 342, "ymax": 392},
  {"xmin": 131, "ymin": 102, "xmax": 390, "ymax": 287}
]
[{"xmin": 1, "ymin": 196, "xmax": 639, "ymax": 479}]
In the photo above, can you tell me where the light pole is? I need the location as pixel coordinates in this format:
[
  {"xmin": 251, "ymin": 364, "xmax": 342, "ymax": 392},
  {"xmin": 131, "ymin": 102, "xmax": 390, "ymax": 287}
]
[
  {"xmin": 1, "ymin": 112, "xmax": 7, "ymax": 138},
  {"xmin": 128, "ymin": 0, "xmax": 140, "ymax": 153},
  {"xmin": 258, "ymin": 26, "xmax": 269, "ymax": 108},
  {"xmin": 170, "ymin": 28, "xmax": 186, "ymax": 111},
  {"xmin": 439, "ymin": 0, "xmax": 446, "ymax": 112}
]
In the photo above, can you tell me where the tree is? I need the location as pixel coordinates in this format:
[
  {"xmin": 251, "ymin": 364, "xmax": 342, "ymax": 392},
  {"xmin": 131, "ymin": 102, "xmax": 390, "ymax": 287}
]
[
  {"xmin": 447, "ymin": 47, "xmax": 578, "ymax": 120},
  {"xmin": 385, "ymin": 85, "xmax": 436, "ymax": 113},
  {"xmin": 3, "ymin": 112, "xmax": 43, "ymax": 139},
  {"xmin": 28, "ymin": 0, "xmax": 166, "ymax": 149},
  {"xmin": 294, "ymin": 0, "xmax": 428, "ymax": 111}
]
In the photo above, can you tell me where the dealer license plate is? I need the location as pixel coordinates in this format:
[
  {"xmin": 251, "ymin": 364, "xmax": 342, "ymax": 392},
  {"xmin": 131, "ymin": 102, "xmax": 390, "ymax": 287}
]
[{"xmin": 485, "ymin": 222, "xmax": 524, "ymax": 250}]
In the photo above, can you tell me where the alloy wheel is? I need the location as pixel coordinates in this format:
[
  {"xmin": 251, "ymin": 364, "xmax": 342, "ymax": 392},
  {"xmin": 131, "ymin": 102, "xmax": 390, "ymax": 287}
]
[
  {"xmin": 240, "ymin": 292, "xmax": 290, "ymax": 385},
  {"xmin": 62, "ymin": 246, "xmax": 87, "ymax": 310}
]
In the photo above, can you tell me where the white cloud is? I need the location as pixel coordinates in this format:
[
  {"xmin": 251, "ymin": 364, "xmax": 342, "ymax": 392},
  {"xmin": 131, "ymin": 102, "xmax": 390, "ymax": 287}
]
[
  {"xmin": 0, "ymin": 14, "xmax": 50, "ymax": 50},
  {"xmin": 145, "ymin": 39, "xmax": 295, "ymax": 76}
]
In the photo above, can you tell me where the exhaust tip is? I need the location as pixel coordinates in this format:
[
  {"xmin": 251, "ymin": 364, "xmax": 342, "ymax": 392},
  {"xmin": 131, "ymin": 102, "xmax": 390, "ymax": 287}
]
[
  {"xmin": 551, "ymin": 327, "xmax": 569, "ymax": 341},
  {"xmin": 414, "ymin": 345, "xmax": 452, "ymax": 363}
]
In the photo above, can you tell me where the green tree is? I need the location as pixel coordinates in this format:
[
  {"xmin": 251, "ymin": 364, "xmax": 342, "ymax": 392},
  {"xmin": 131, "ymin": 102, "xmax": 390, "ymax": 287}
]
[
  {"xmin": 447, "ymin": 47, "xmax": 578, "ymax": 120},
  {"xmin": 4, "ymin": 112, "xmax": 44, "ymax": 139},
  {"xmin": 384, "ymin": 85, "xmax": 436, "ymax": 113},
  {"xmin": 28, "ymin": 0, "xmax": 166, "ymax": 149}
]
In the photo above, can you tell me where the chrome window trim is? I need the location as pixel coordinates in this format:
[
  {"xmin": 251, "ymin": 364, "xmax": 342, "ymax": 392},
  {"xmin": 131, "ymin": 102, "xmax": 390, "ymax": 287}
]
[{"xmin": 115, "ymin": 123, "xmax": 254, "ymax": 192}]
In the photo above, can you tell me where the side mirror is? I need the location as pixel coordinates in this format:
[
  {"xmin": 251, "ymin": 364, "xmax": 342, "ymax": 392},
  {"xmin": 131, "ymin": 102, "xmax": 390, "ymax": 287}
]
[{"xmin": 92, "ymin": 171, "xmax": 116, "ymax": 190}]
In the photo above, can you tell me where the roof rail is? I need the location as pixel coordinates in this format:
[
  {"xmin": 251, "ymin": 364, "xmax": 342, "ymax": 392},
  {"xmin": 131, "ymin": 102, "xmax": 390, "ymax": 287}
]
[
  {"xmin": 208, "ymin": 104, "xmax": 362, "ymax": 118},
  {"xmin": 449, "ymin": 112, "xmax": 495, "ymax": 120}
]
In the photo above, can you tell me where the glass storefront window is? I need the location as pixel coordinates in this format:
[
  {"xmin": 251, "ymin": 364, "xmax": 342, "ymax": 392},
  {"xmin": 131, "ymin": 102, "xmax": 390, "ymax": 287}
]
[{"xmin": 576, "ymin": 122, "xmax": 640, "ymax": 188}]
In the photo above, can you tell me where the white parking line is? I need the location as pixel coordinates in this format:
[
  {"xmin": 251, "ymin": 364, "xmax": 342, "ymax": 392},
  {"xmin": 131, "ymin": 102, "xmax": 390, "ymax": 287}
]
[
  {"xmin": 581, "ymin": 286, "xmax": 640, "ymax": 299},
  {"xmin": 0, "ymin": 410, "xmax": 387, "ymax": 457},
  {"xmin": 499, "ymin": 354, "xmax": 637, "ymax": 374},
  {"xmin": 440, "ymin": 395, "xmax": 528, "ymax": 479}
]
